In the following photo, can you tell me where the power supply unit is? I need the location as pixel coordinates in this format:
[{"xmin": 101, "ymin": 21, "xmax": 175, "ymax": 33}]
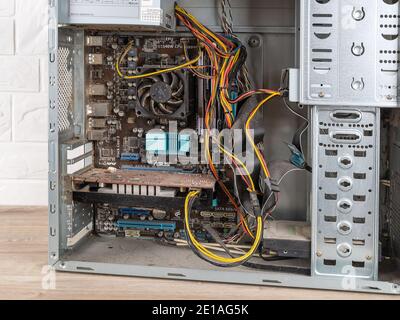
[{"xmin": 58, "ymin": 0, "xmax": 176, "ymax": 30}]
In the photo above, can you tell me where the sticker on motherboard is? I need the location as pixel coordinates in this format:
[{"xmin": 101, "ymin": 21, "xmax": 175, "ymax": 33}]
[{"xmin": 141, "ymin": 7, "xmax": 162, "ymax": 24}]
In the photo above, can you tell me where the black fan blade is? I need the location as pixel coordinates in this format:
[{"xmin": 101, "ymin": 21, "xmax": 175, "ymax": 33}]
[
  {"xmin": 172, "ymin": 83, "xmax": 184, "ymax": 97},
  {"xmin": 150, "ymin": 99, "xmax": 162, "ymax": 115},
  {"xmin": 137, "ymin": 83, "xmax": 152, "ymax": 97},
  {"xmin": 157, "ymin": 102, "xmax": 175, "ymax": 114},
  {"xmin": 166, "ymin": 97, "xmax": 184, "ymax": 107},
  {"xmin": 161, "ymin": 73, "xmax": 171, "ymax": 84},
  {"xmin": 170, "ymin": 72, "xmax": 179, "ymax": 90},
  {"xmin": 140, "ymin": 90, "xmax": 151, "ymax": 109}
]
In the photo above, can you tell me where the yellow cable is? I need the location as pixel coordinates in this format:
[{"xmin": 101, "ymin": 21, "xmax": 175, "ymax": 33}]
[
  {"xmin": 214, "ymin": 139, "xmax": 255, "ymax": 191},
  {"xmin": 116, "ymin": 45, "xmax": 202, "ymax": 80},
  {"xmin": 245, "ymin": 93, "xmax": 281, "ymax": 178},
  {"xmin": 184, "ymin": 191, "xmax": 262, "ymax": 264},
  {"xmin": 175, "ymin": 5, "xmax": 229, "ymax": 54}
]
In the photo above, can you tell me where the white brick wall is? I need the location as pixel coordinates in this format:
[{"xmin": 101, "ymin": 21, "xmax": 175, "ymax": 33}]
[{"xmin": 0, "ymin": 0, "xmax": 48, "ymax": 205}]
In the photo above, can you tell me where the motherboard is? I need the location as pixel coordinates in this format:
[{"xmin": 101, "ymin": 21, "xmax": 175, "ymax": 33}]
[
  {"xmin": 85, "ymin": 33, "xmax": 199, "ymax": 170},
  {"xmin": 72, "ymin": 31, "xmax": 240, "ymax": 244}
]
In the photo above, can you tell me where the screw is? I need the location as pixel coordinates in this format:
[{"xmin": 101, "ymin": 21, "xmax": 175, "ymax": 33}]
[
  {"xmin": 366, "ymin": 255, "xmax": 372, "ymax": 261},
  {"xmin": 248, "ymin": 36, "xmax": 261, "ymax": 48},
  {"xmin": 316, "ymin": 251, "xmax": 323, "ymax": 257},
  {"xmin": 319, "ymin": 92, "xmax": 325, "ymax": 98}
]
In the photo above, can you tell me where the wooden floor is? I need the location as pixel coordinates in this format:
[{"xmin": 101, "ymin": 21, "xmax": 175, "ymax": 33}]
[{"xmin": 0, "ymin": 206, "xmax": 398, "ymax": 300}]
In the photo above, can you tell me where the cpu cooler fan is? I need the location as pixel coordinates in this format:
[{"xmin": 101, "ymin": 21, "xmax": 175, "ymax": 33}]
[{"xmin": 135, "ymin": 69, "xmax": 190, "ymax": 120}]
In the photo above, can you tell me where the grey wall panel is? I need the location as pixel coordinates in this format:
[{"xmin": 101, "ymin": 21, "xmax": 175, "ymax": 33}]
[{"xmin": 176, "ymin": 0, "xmax": 295, "ymax": 29}]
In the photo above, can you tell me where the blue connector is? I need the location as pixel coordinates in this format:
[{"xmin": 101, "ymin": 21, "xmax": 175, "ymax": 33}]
[
  {"xmin": 287, "ymin": 144, "xmax": 306, "ymax": 169},
  {"xmin": 116, "ymin": 220, "xmax": 176, "ymax": 232},
  {"xmin": 120, "ymin": 153, "xmax": 140, "ymax": 161}
]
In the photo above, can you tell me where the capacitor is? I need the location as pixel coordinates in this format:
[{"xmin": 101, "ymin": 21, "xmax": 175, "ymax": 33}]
[
  {"xmin": 157, "ymin": 231, "xmax": 164, "ymax": 238},
  {"xmin": 152, "ymin": 209, "xmax": 167, "ymax": 220}
]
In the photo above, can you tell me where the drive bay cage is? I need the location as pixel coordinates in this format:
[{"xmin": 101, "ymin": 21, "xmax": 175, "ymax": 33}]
[{"xmin": 49, "ymin": 0, "xmax": 400, "ymax": 294}]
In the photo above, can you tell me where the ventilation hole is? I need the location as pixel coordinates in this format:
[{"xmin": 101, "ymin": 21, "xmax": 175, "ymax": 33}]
[
  {"xmin": 382, "ymin": 34, "xmax": 399, "ymax": 41},
  {"xmin": 330, "ymin": 131, "xmax": 362, "ymax": 143},
  {"xmin": 325, "ymin": 171, "xmax": 338, "ymax": 178},
  {"xmin": 353, "ymin": 217, "xmax": 366, "ymax": 224},
  {"xmin": 312, "ymin": 48, "xmax": 332, "ymax": 52},
  {"xmin": 354, "ymin": 150, "xmax": 367, "ymax": 157},
  {"xmin": 352, "ymin": 239, "xmax": 366, "ymax": 246},
  {"xmin": 58, "ymin": 47, "xmax": 73, "ymax": 132},
  {"xmin": 312, "ymin": 23, "xmax": 333, "ymax": 27},
  {"xmin": 364, "ymin": 130, "xmax": 373, "ymax": 136},
  {"xmin": 353, "ymin": 195, "xmax": 366, "ymax": 202},
  {"xmin": 352, "ymin": 261, "xmax": 365, "ymax": 268},
  {"xmin": 312, "ymin": 58, "xmax": 333, "ymax": 62},
  {"xmin": 324, "ymin": 237, "xmax": 337, "ymax": 244},
  {"xmin": 325, "ymin": 193, "xmax": 338, "ymax": 200},
  {"xmin": 314, "ymin": 32, "xmax": 331, "ymax": 39},
  {"xmin": 312, "ymin": 13, "xmax": 333, "ymax": 18},
  {"xmin": 330, "ymin": 110, "xmax": 362, "ymax": 122},
  {"xmin": 353, "ymin": 173, "xmax": 367, "ymax": 180},
  {"xmin": 324, "ymin": 215, "xmax": 337, "ymax": 222},
  {"xmin": 324, "ymin": 259, "xmax": 336, "ymax": 266},
  {"xmin": 314, "ymin": 66, "xmax": 331, "ymax": 73},
  {"xmin": 325, "ymin": 149, "xmax": 338, "ymax": 156}
]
